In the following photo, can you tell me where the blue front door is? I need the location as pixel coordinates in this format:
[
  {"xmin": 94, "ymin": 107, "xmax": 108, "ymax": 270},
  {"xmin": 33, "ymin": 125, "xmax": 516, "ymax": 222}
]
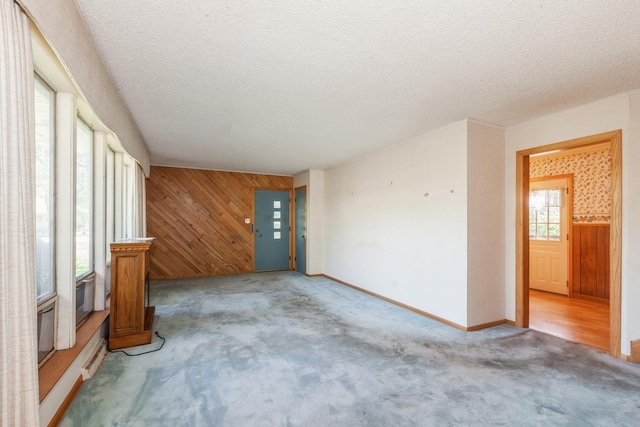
[
  {"xmin": 254, "ymin": 190, "xmax": 290, "ymax": 271},
  {"xmin": 295, "ymin": 187, "xmax": 306, "ymax": 274}
]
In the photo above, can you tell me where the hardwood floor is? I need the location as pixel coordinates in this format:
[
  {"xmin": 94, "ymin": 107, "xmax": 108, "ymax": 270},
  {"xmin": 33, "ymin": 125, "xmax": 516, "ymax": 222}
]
[{"xmin": 529, "ymin": 289, "xmax": 609, "ymax": 351}]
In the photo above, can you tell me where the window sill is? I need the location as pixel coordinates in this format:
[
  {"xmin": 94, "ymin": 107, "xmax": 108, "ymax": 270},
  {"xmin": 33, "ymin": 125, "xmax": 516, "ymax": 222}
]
[{"xmin": 38, "ymin": 309, "xmax": 109, "ymax": 402}]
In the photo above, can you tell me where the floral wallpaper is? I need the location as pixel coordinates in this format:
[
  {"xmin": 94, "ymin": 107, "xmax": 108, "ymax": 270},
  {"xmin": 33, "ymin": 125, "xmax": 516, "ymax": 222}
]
[{"xmin": 530, "ymin": 148, "xmax": 611, "ymax": 223}]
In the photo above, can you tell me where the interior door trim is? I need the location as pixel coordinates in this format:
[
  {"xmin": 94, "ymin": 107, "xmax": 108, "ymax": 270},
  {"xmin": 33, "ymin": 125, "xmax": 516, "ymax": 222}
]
[
  {"xmin": 293, "ymin": 185, "xmax": 307, "ymax": 274},
  {"xmin": 515, "ymin": 130, "xmax": 622, "ymax": 358}
]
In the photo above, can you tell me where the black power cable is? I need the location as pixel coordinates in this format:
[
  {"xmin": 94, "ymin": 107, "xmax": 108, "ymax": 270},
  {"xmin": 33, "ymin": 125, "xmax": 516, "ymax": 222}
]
[
  {"xmin": 108, "ymin": 274, "xmax": 165, "ymax": 357},
  {"xmin": 107, "ymin": 331, "xmax": 166, "ymax": 356}
]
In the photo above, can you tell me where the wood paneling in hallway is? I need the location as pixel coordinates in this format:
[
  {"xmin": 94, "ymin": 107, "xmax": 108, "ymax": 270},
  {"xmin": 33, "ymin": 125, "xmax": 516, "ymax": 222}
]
[
  {"xmin": 529, "ymin": 289, "xmax": 609, "ymax": 351},
  {"xmin": 572, "ymin": 224, "xmax": 610, "ymax": 299}
]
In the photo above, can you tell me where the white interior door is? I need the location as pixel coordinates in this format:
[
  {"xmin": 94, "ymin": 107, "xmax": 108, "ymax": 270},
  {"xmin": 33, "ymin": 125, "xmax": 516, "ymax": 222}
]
[{"xmin": 529, "ymin": 177, "xmax": 569, "ymax": 295}]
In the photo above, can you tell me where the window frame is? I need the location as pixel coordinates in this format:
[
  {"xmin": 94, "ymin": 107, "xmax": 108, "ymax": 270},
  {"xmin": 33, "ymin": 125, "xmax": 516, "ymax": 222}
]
[
  {"xmin": 34, "ymin": 74, "xmax": 57, "ymax": 305},
  {"xmin": 529, "ymin": 187, "xmax": 563, "ymax": 241},
  {"xmin": 105, "ymin": 146, "xmax": 115, "ymax": 263},
  {"xmin": 75, "ymin": 117, "xmax": 96, "ymax": 327},
  {"xmin": 75, "ymin": 117, "xmax": 95, "ymax": 281},
  {"xmin": 36, "ymin": 295, "xmax": 58, "ymax": 367},
  {"xmin": 32, "ymin": 18, "xmax": 147, "ymax": 362}
]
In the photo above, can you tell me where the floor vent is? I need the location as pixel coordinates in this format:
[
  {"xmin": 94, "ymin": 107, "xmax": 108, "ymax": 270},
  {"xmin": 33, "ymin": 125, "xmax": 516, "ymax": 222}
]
[{"xmin": 82, "ymin": 339, "xmax": 107, "ymax": 381}]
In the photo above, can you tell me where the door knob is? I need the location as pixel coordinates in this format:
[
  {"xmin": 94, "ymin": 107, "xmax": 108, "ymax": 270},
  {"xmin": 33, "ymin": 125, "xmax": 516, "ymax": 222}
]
[{"xmin": 257, "ymin": 233, "xmax": 263, "ymax": 237}]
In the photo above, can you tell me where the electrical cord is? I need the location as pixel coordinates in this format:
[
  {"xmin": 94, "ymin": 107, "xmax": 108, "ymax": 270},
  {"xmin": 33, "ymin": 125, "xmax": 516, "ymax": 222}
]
[{"xmin": 107, "ymin": 331, "xmax": 166, "ymax": 356}]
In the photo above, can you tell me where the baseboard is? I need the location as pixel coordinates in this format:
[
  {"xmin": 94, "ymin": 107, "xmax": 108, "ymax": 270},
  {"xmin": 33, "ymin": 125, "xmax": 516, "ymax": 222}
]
[
  {"xmin": 505, "ymin": 319, "xmax": 517, "ymax": 327},
  {"xmin": 322, "ymin": 274, "xmax": 474, "ymax": 331},
  {"xmin": 631, "ymin": 339, "xmax": 640, "ymax": 364},
  {"xmin": 321, "ymin": 275, "xmax": 510, "ymax": 332},
  {"xmin": 467, "ymin": 319, "xmax": 507, "ymax": 331},
  {"xmin": 570, "ymin": 293, "xmax": 609, "ymax": 305},
  {"xmin": 47, "ymin": 375, "xmax": 83, "ymax": 427},
  {"xmin": 306, "ymin": 273, "xmax": 323, "ymax": 277}
]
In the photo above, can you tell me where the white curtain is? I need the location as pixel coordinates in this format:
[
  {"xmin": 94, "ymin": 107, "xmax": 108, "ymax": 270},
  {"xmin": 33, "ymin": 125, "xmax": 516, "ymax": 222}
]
[
  {"xmin": 134, "ymin": 163, "xmax": 146, "ymax": 238},
  {"xmin": 0, "ymin": 1, "xmax": 40, "ymax": 426}
]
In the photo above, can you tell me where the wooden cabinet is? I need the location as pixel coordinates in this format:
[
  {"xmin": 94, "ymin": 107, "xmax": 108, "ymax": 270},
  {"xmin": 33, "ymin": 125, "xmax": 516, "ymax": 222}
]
[{"xmin": 109, "ymin": 239, "xmax": 155, "ymax": 349}]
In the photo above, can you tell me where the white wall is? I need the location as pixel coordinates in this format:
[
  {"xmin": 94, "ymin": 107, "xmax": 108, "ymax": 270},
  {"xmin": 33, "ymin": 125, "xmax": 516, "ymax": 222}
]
[
  {"xmin": 467, "ymin": 122, "xmax": 506, "ymax": 326},
  {"xmin": 293, "ymin": 170, "xmax": 310, "ymax": 272},
  {"xmin": 504, "ymin": 94, "xmax": 638, "ymax": 355},
  {"xmin": 323, "ymin": 122, "xmax": 469, "ymax": 326},
  {"xmin": 293, "ymin": 170, "xmax": 310, "ymax": 188},
  {"xmin": 625, "ymin": 93, "xmax": 640, "ymax": 348},
  {"xmin": 308, "ymin": 169, "xmax": 325, "ymax": 275}
]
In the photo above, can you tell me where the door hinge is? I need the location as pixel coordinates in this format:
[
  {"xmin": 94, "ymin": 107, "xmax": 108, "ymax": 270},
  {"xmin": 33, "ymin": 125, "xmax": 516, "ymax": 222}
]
[
  {"xmin": 566, "ymin": 233, "xmax": 569, "ymax": 240},
  {"xmin": 566, "ymin": 280, "xmax": 569, "ymax": 287},
  {"xmin": 289, "ymin": 256, "xmax": 291, "ymax": 260}
]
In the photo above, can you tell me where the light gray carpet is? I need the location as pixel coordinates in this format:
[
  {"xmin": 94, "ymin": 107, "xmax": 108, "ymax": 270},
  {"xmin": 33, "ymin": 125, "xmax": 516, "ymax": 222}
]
[{"xmin": 61, "ymin": 272, "xmax": 640, "ymax": 426}]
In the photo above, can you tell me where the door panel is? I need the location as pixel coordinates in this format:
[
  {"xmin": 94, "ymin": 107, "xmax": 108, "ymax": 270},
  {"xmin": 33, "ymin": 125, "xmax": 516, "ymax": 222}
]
[
  {"xmin": 295, "ymin": 187, "xmax": 306, "ymax": 274},
  {"xmin": 255, "ymin": 190, "xmax": 290, "ymax": 271},
  {"xmin": 572, "ymin": 224, "xmax": 610, "ymax": 298},
  {"xmin": 529, "ymin": 177, "xmax": 569, "ymax": 295}
]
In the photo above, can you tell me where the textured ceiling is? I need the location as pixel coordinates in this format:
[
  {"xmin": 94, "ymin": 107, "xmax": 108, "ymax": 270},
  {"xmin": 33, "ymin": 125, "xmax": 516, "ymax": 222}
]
[{"xmin": 75, "ymin": 0, "xmax": 640, "ymax": 175}]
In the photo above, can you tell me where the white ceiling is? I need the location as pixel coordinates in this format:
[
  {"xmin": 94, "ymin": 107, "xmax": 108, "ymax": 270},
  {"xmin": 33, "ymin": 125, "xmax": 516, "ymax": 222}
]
[{"xmin": 75, "ymin": 0, "xmax": 640, "ymax": 176}]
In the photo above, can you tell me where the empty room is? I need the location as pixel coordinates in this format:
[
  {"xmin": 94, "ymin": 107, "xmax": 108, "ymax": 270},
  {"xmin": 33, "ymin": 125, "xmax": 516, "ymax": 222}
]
[{"xmin": 2, "ymin": 1, "xmax": 640, "ymax": 426}]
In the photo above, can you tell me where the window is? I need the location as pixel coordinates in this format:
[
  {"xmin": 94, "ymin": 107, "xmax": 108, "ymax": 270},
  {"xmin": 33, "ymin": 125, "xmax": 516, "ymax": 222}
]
[
  {"xmin": 106, "ymin": 147, "xmax": 115, "ymax": 258},
  {"xmin": 37, "ymin": 298, "xmax": 56, "ymax": 365},
  {"xmin": 35, "ymin": 75, "xmax": 57, "ymax": 365},
  {"xmin": 34, "ymin": 75, "xmax": 55, "ymax": 304},
  {"xmin": 76, "ymin": 118, "xmax": 94, "ymax": 278},
  {"xmin": 76, "ymin": 118, "xmax": 95, "ymax": 325},
  {"xmin": 529, "ymin": 188, "xmax": 562, "ymax": 241},
  {"xmin": 123, "ymin": 160, "xmax": 133, "ymax": 239},
  {"xmin": 105, "ymin": 147, "xmax": 115, "ymax": 301},
  {"xmin": 32, "ymin": 23, "xmax": 146, "ymax": 365}
]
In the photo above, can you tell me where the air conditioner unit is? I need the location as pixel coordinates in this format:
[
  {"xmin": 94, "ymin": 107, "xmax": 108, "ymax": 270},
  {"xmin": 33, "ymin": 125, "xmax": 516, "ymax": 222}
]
[{"xmin": 76, "ymin": 273, "xmax": 96, "ymax": 326}]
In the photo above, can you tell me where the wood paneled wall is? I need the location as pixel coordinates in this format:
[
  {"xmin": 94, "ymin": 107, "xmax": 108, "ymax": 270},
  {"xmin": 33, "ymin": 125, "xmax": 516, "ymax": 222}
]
[
  {"xmin": 146, "ymin": 166, "xmax": 292, "ymax": 279},
  {"xmin": 572, "ymin": 224, "xmax": 610, "ymax": 300}
]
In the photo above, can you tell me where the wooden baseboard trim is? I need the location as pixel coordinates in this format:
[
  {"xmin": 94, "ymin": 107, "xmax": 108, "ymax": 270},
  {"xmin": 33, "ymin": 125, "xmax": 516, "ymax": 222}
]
[
  {"xmin": 570, "ymin": 294, "xmax": 609, "ymax": 305},
  {"xmin": 323, "ymin": 275, "xmax": 507, "ymax": 332},
  {"xmin": 631, "ymin": 339, "xmax": 640, "ymax": 364},
  {"xmin": 322, "ymin": 274, "xmax": 471, "ymax": 331},
  {"xmin": 47, "ymin": 375, "xmax": 83, "ymax": 427},
  {"xmin": 306, "ymin": 273, "xmax": 323, "ymax": 277},
  {"xmin": 467, "ymin": 319, "xmax": 507, "ymax": 331},
  {"xmin": 505, "ymin": 319, "xmax": 517, "ymax": 327}
]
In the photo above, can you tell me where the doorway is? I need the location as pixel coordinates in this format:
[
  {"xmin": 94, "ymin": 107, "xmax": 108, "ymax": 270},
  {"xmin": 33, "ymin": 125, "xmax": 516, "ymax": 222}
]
[
  {"xmin": 515, "ymin": 130, "xmax": 622, "ymax": 358},
  {"xmin": 294, "ymin": 186, "xmax": 307, "ymax": 274},
  {"xmin": 529, "ymin": 289, "xmax": 610, "ymax": 351},
  {"xmin": 254, "ymin": 189, "xmax": 291, "ymax": 271}
]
